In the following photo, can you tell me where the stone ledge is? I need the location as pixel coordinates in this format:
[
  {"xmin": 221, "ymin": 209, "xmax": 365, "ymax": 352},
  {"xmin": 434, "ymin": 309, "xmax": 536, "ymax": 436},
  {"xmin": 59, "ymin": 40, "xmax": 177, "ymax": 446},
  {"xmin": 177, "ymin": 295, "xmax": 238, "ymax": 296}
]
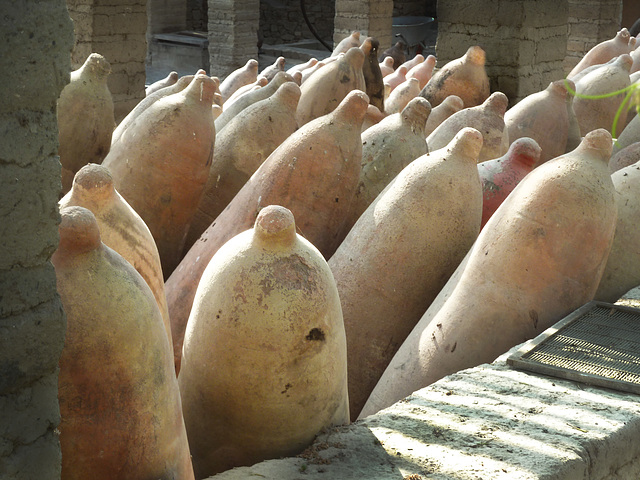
[{"xmin": 208, "ymin": 336, "xmax": 640, "ymax": 479}]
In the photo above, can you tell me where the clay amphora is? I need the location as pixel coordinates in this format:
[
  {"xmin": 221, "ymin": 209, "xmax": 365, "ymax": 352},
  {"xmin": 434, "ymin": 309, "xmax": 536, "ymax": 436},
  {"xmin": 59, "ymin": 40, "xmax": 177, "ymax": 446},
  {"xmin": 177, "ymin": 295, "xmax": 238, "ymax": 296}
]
[
  {"xmin": 379, "ymin": 56, "xmax": 395, "ymax": 77},
  {"xmin": 184, "ymin": 81, "xmax": 301, "ymax": 255},
  {"xmin": 383, "ymin": 65, "xmax": 408, "ymax": 96},
  {"xmin": 333, "ymin": 31, "xmax": 361, "ymax": 56},
  {"xmin": 53, "ymin": 206, "xmax": 194, "ymax": 480},
  {"xmin": 361, "ymin": 104, "xmax": 386, "ymax": 132},
  {"xmin": 568, "ymin": 28, "xmax": 632, "ymax": 79},
  {"xmin": 260, "ymin": 56, "xmax": 286, "ymax": 82},
  {"xmin": 478, "ymin": 137, "xmax": 540, "ymax": 228},
  {"xmin": 57, "ymin": 53, "xmax": 115, "ymax": 194},
  {"xmin": 424, "ymin": 94, "xmax": 464, "ymax": 137},
  {"xmin": 400, "ymin": 54, "xmax": 424, "ymax": 73},
  {"xmin": 631, "ymin": 47, "xmax": 640, "ymax": 74},
  {"xmin": 566, "ymin": 86, "xmax": 582, "ymax": 152},
  {"xmin": 361, "ymin": 129, "xmax": 617, "ymax": 418},
  {"xmin": 59, "ymin": 164, "xmax": 172, "ymax": 346},
  {"xmin": 595, "ymin": 160, "xmax": 640, "ymax": 302},
  {"xmin": 223, "ymin": 77, "xmax": 268, "ymax": 109},
  {"xmin": 613, "ymin": 111, "xmax": 640, "ymax": 155},
  {"xmin": 112, "ymin": 70, "xmax": 207, "ymax": 146},
  {"xmin": 379, "ymin": 41, "xmax": 407, "ymax": 70},
  {"xmin": 342, "ymin": 96, "xmax": 431, "ymax": 235},
  {"xmin": 609, "ymin": 140, "xmax": 640, "ymax": 172},
  {"xmin": 179, "ymin": 205, "xmax": 349, "ymax": 478},
  {"xmin": 146, "ymin": 71, "xmax": 179, "ymax": 96},
  {"xmin": 102, "ymin": 74, "xmax": 217, "ymax": 279},
  {"xmin": 573, "ymin": 54, "xmax": 632, "ymax": 136},
  {"xmin": 504, "ymin": 79, "xmax": 571, "ymax": 166},
  {"xmin": 296, "ymin": 47, "xmax": 366, "ymax": 126},
  {"xmin": 287, "ymin": 57, "xmax": 318, "ymax": 76},
  {"xmin": 219, "ymin": 59, "xmax": 259, "ymax": 103},
  {"xmin": 427, "ymin": 91, "xmax": 510, "ymax": 162},
  {"xmin": 166, "ymin": 90, "xmax": 369, "ymax": 373},
  {"xmin": 329, "ymin": 127, "xmax": 484, "ymax": 420},
  {"xmin": 419, "ymin": 46, "xmax": 490, "ymax": 108},
  {"xmin": 407, "ymin": 54, "xmax": 437, "ymax": 90},
  {"xmin": 215, "ymin": 71, "xmax": 295, "ymax": 133},
  {"xmin": 360, "ymin": 36, "xmax": 385, "ymax": 112},
  {"xmin": 385, "ymin": 77, "xmax": 421, "ymax": 114}
]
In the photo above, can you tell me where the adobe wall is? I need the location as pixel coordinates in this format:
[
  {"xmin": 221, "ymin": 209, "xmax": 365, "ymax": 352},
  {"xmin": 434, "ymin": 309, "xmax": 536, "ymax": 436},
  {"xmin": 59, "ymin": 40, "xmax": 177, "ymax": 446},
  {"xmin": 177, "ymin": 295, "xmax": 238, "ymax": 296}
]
[
  {"xmin": 67, "ymin": 0, "xmax": 147, "ymax": 123},
  {"xmin": 333, "ymin": 0, "xmax": 394, "ymax": 51},
  {"xmin": 0, "ymin": 0, "xmax": 73, "ymax": 478},
  {"xmin": 436, "ymin": 0, "xmax": 570, "ymax": 106},
  {"xmin": 259, "ymin": 0, "xmax": 334, "ymax": 47}
]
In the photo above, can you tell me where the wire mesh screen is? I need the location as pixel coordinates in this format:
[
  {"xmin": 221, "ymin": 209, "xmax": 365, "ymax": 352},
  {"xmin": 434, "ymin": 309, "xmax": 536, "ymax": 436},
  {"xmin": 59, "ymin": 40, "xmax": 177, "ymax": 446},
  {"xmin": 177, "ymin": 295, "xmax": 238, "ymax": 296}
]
[{"xmin": 507, "ymin": 302, "xmax": 640, "ymax": 394}]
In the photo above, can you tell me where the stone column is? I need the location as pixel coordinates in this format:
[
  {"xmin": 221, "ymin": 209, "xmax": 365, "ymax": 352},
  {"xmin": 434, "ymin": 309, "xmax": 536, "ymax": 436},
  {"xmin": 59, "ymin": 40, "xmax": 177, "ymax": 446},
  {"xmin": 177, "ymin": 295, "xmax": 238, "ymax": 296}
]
[
  {"xmin": 0, "ymin": 1, "xmax": 73, "ymax": 478},
  {"xmin": 437, "ymin": 0, "xmax": 569, "ymax": 105},
  {"xmin": 333, "ymin": 0, "xmax": 394, "ymax": 51},
  {"xmin": 564, "ymin": 0, "xmax": 623, "ymax": 74},
  {"xmin": 67, "ymin": 0, "xmax": 147, "ymax": 123},
  {"xmin": 207, "ymin": 0, "xmax": 259, "ymax": 80}
]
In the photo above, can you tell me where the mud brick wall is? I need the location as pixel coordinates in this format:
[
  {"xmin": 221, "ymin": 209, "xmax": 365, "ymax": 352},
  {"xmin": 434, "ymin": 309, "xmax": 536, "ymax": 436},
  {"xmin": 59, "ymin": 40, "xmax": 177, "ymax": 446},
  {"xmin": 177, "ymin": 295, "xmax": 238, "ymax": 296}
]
[
  {"xmin": 188, "ymin": 0, "xmax": 208, "ymax": 31},
  {"xmin": 208, "ymin": 0, "xmax": 260, "ymax": 80},
  {"xmin": 437, "ymin": 0, "xmax": 569, "ymax": 106},
  {"xmin": 392, "ymin": 0, "xmax": 436, "ymax": 18},
  {"xmin": 333, "ymin": 0, "xmax": 394, "ymax": 51},
  {"xmin": 0, "ymin": 1, "xmax": 73, "ymax": 478},
  {"xmin": 67, "ymin": 0, "xmax": 148, "ymax": 123},
  {"xmin": 564, "ymin": 0, "xmax": 623, "ymax": 74},
  {"xmin": 260, "ymin": 0, "xmax": 334, "ymax": 46}
]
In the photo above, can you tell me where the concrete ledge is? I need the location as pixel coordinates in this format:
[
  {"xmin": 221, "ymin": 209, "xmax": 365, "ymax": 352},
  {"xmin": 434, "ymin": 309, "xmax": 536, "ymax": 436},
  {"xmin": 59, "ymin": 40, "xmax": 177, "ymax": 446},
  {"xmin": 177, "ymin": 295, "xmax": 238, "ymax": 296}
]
[{"xmin": 208, "ymin": 343, "xmax": 640, "ymax": 479}]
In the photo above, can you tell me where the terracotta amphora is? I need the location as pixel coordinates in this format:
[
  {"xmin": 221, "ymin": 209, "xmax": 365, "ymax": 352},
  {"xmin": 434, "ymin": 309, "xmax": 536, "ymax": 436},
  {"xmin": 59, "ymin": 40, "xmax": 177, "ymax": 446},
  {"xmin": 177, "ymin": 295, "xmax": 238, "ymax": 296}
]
[
  {"xmin": 407, "ymin": 54, "xmax": 437, "ymax": 90},
  {"xmin": 341, "ymin": 96, "xmax": 431, "ymax": 236},
  {"xmin": 329, "ymin": 127, "xmax": 484, "ymax": 420},
  {"xmin": 57, "ymin": 53, "xmax": 115, "ymax": 194},
  {"xmin": 296, "ymin": 47, "xmax": 366, "ymax": 126},
  {"xmin": 53, "ymin": 206, "xmax": 194, "ymax": 480},
  {"xmin": 385, "ymin": 77, "xmax": 421, "ymax": 114},
  {"xmin": 219, "ymin": 59, "xmax": 259, "ymax": 103},
  {"xmin": 146, "ymin": 71, "xmax": 179, "ymax": 96},
  {"xmin": 59, "ymin": 164, "xmax": 172, "ymax": 346},
  {"xmin": 609, "ymin": 140, "xmax": 640, "ymax": 172},
  {"xmin": 568, "ymin": 28, "xmax": 633, "ymax": 79},
  {"xmin": 478, "ymin": 137, "xmax": 540, "ymax": 228},
  {"xmin": 260, "ymin": 56, "xmax": 286, "ymax": 82},
  {"xmin": 379, "ymin": 41, "xmax": 407, "ymax": 70},
  {"xmin": 360, "ymin": 36, "xmax": 385, "ymax": 112},
  {"xmin": 361, "ymin": 128, "xmax": 617, "ymax": 418},
  {"xmin": 179, "ymin": 205, "xmax": 349, "ymax": 478},
  {"xmin": 379, "ymin": 56, "xmax": 395, "ymax": 77},
  {"xmin": 333, "ymin": 31, "xmax": 362, "ymax": 56},
  {"xmin": 419, "ymin": 45, "xmax": 490, "ymax": 108},
  {"xmin": 184, "ymin": 81, "xmax": 301, "ymax": 255},
  {"xmin": 102, "ymin": 74, "xmax": 217, "ymax": 279},
  {"xmin": 166, "ymin": 90, "xmax": 369, "ymax": 373},
  {"xmin": 427, "ymin": 91, "xmax": 510, "ymax": 162},
  {"xmin": 595, "ymin": 160, "xmax": 640, "ymax": 302},
  {"xmin": 424, "ymin": 94, "xmax": 464, "ymax": 137},
  {"xmin": 505, "ymin": 79, "xmax": 571, "ymax": 166}
]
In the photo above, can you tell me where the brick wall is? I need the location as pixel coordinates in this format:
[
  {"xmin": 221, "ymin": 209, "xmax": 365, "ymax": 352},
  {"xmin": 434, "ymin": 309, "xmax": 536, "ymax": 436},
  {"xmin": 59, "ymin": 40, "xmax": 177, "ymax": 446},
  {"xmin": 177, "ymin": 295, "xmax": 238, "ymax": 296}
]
[
  {"xmin": 437, "ymin": 0, "xmax": 569, "ymax": 105},
  {"xmin": 67, "ymin": 0, "xmax": 147, "ymax": 123},
  {"xmin": 188, "ymin": 0, "xmax": 208, "ymax": 31},
  {"xmin": 0, "ymin": 1, "xmax": 73, "ymax": 478},
  {"xmin": 333, "ymin": 0, "xmax": 394, "ymax": 51},
  {"xmin": 564, "ymin": 0, "xmax": 623, "ymax": 74},
  {"xmin": 260, "ymin": 0, "xmax": 334, "ymax": 46}
]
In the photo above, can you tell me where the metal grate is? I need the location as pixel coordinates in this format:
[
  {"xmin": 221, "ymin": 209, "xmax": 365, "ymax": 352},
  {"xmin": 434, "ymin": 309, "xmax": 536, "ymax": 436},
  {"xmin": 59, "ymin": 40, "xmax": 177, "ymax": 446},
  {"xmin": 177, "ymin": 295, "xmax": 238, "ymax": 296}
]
[{"xmin": 507, "ymin": 301, "xmax": 640, "ymax": 395}]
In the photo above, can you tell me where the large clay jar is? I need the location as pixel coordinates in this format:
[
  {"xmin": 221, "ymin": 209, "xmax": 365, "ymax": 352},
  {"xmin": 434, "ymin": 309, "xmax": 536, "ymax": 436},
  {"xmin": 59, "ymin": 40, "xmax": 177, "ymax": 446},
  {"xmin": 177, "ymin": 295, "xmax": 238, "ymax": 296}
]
[
  {"xmin": 341, "ymin": 96, "xmax": 431, "ymax": 236},
  {"xmin": 504, "ymin": 79, "xmax": 571, "ymax": 166},
  {"xmin": 360, "ymin": 36, "xmax": 385, "ymax": 112},
  {"xmin": 59, "ymin": 164, "xmax": 172, "ymax": 346},
  {"xmin": 223, "ymin": 77, "xmax": 268, "ymax": 109},
  {"xmin": 478, "ymin": 137, "xmax": 540, "ymax": 228},
  {"xmin": 260, "ymin": 56, "xmax": 286, "ymax": 82},
  {"xmin": 427, "ymin": 91, "xmax": 510, "ymax": 162},
  {"xmin": 185, "ymin": 81, "xmax": 301, "ymax": 255},
  {"xmin": 296, "ymin": 47, "xmax": 366, "ymax": 126},
  {"xmin": 102, "ymin": 74, "xmax": 217, "ymax": 279},
  {"xmin": 329, "ymin": 127, "xmax": 484, "ymax": 420},
  {"xmin": 219, "ymin": 59, "xmax": 259, "ymax": 103},
  {"xmin": 385, "ymin": 77, "xmax": 421, "ymax": 114},
  {"xmin": 57, "ymin": 53, "xmax": 115, "ymax": 194},
  {"xmin": 112, "ymin": 70, "xmax": 207, "ymax": 146},
  {"xmin": 383, "ymin": 65, "xmax": 408, "ymax": 96},
  {"xmin": 361, "ymin": 129, "xmax": 617, "ymax": 418},
  {"xmin": 379, "ymin": 56, "xmax": 395, "ymax": 77},
  {"xmin": 407, "ymin": 54, "xmax": 437, "ymax": 90},
  {"xmin": 595, "ymin": 160, "xmax": 640, "ymax": 302},
  {"xmin": 613, "ymin": 111, "xmax": 640, "ymax": 155},
  {"xmin": 179, "ymin": 205, "xmax": 349, "ymax": 478},
  {"xmin": 568, "ymin": 28, "xmax": 633, "ymax": 79},
  {"xmin": 146, "ymin": 71, "xmax": 179, "ymax": 96},
  {"xmin": 573, "ymin": 54, "xmax": 632, "ymax": 136},
  {"xmin": 424, "ymin": 94, "xmax": 464, "ymax": 137},
  {"xmin": 333, "ymin": 31, "xmax": 361, "ymax": 56},
  {"xmin": 419, "ymin": 45, "xmax": 490, "ymax": 108},
  {"xmin": 215, "ymin": 71, "xmax": 295, "ymax": 133},
  {"xmin": 379, "ymin": 41, "xmax": 406, "ymax": 70},
  {"xmin": 609, "ymin": 141, "xmax": 640, "ymax": 172},
  {"xmin": 53, "ymin": 206, "xmax": 194, "ymax": 480},
  {"xmin": 166, "ymin": 90, "xmax": 369, "ymax": 373}
]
